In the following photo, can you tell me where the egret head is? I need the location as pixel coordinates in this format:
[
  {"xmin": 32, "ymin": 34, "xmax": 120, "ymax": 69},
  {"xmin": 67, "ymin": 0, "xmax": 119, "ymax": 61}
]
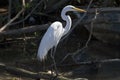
[{"xmin": 63, "ymin": 5, "xmax": 86, "ymax": 13}]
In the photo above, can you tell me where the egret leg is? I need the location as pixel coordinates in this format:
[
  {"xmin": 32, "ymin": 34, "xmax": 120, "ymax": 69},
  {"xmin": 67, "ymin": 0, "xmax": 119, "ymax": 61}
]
[
  {"xmin": 50, "ymin": 46, "xmax": 58, "ymax": 76},
  {"xmin": 50, "ymin": 48, "xmax": 54, "ymax": 75}
]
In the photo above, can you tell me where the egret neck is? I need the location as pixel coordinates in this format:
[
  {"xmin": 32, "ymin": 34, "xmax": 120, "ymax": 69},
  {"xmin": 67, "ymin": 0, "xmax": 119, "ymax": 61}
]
[{"xmin": 61, "ymin": 8, "xmax": 72, "ymax": 36}]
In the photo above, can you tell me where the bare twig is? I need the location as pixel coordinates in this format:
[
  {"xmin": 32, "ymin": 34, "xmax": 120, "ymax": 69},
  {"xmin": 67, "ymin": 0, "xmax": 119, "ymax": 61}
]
[
  {"xmin": 8, "ymin": 0, "xmax": 12, "ymax": 21},
  {"xmin": 0, "ymin": 23, "xmax": 51, "ymax": 37},
  {"xmin": 85, "ymin": 8, "xmax": 99, "ymax": 47},
  {"xmin": 0, "ymin": 0, "xmax": 44, "ymax": 32},
  {"xmin": 58, "ymin": 58, "xmax": 120, "ymax": 67},
  {"xmin": 22, "ymin": 0, "xmax": 25, "ymax": 7},
  {"xmin": 60, "ymin": 7, "xmax": 100, "ymax": 64},
  {"xmin": 61, "ymin": 0, "xmax": 93, "ymax": 41},
  {"xmin": 22, "ymin": 0, "xmax": 27, "ymax": 54},
  {"xmin": 60, "ymin": 0, "xmax": 94, "ymax": 63},
  {"xmin": 0, "ymin": 8, "xmax": 25, "ymax": 32},
  {"xmin": 10, "ymin": 0, "xmax": 44, "ymax": 26},
  {"xmin": 0, "ymin": 17, "xmax": 120, "ymax": 37}
]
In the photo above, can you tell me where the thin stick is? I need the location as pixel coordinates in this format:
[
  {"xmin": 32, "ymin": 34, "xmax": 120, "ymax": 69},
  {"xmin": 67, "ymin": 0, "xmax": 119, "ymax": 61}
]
[
  {"xmin": 58, "ymin": 58, "xmax": 120, "ymax": 67},
  {"xmin": 60, "ymin": 0, "xmax": 94, "ymax": 63},
  {"xmin": 85, "ymin": 8, "xmax": 99, "ymax": 47},
  {"xmin": 0, "ymin": 8, "xmax": 25, "ymax": 32},
  {"xmin": 9, "ymin": 0, "xmax": 44, "ymax": 26},
  {"xmin": 0, "ymin": 0, "xmax": 44, "ymax": 32},
  {"xmin": 22, "ymin": 0, "xmax": 27, "ymax": 54},
  {"xmin": 61, "ymin": 2, "xmax": 101, "ymax": 64},
  {"xmin": 8, "ymin": 0, "xmax": 12, "ymax": 21},
  {"xmin": 61, "ymin": 0, "xmax": 93, "ymax": 41}
]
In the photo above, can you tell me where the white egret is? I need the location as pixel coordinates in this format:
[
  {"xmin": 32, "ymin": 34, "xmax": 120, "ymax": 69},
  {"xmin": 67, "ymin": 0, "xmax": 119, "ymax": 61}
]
[{"xmin": 37, "ymin": 5, "xmax": 86, "ymax": 76}]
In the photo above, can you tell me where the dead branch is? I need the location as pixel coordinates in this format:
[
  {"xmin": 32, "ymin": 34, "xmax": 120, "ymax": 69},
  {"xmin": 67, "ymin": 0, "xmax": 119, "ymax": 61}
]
[
  {"xmin": 84, "ymin": 9, "xmax": 99, "ymax": 48},
  {"xmin": 58, "ymin": 58, "xmax": 120, "ymax": 67},
  {"xmin": 0, "ymin": 18, "xmax": 120, "ymax": 38},
  {"xmin": 0, "ymin": 6, "xmax": 120, "ymax": 37},
  {"xmin": 61, "ymin": 0, "xmax": 93, "ymax": 42},
  {"xmin": 0, "ymin": 0, "xmax": 44, "ymax": 32},
  {"xmin": 10, "ymin": 0, "xmax": 44, "ymax": 26},
  {"xmin": 87, "ymin": 7, "xmax": 120, "ymax": 13},
  {"xmin": 0, "ymin": 8, "xmax": 25, "ymax": 32},
  {"xmin": 0, "ymin": 23, "xmax": 51, "ymax": 37},
  {"xmin": 8, "ymin": 0, "xmax": 12, "ymax": 21}
]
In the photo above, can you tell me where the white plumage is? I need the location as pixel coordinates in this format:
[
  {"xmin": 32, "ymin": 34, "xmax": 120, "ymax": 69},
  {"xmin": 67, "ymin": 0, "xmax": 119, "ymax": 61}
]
[
  {"xmin": 37, "ymin": 21, "xmax": 63, "ymax": 60},
  {"xmin": 37, "ymin": 5, "xmax": 86, "ymax": 61}
]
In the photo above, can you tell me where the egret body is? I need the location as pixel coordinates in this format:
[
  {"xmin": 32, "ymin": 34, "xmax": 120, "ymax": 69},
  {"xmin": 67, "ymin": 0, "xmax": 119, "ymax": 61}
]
[
  {"xmin": 37, "ymin": 5, "xmax": 86, "ymax": 60},
  {"xmin": 37, "ymin": 5, "xmax": 86, "ymax": 76}
]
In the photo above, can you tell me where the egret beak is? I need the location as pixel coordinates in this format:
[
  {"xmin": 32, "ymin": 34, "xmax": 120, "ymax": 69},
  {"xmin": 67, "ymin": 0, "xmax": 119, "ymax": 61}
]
[{"xmin": 74, "ymin": 7, "xmax": 86, "ymax": 12}]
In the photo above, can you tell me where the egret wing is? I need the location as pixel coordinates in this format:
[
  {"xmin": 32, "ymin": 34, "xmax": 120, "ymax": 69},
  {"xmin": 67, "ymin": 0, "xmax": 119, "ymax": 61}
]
[{"xmin": 37, "ymin": 21, "xmax": 63, "ymax": 60}]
